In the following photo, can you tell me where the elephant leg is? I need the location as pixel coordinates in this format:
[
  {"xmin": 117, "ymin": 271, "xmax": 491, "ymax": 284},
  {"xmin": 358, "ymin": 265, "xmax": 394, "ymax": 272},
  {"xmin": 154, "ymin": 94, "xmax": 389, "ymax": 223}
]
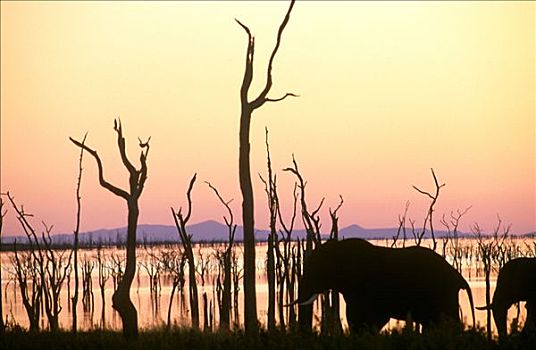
[{"xmin": 522, "ymin": 301, "xmax": 536, "ymax": 336}]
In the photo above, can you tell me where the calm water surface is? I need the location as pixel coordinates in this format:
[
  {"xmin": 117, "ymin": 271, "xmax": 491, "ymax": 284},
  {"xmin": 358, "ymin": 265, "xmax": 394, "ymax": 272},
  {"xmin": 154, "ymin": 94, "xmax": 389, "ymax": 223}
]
[{"xmin": 1, "ymin": 238, "xmax": 533, "ymax": 333}]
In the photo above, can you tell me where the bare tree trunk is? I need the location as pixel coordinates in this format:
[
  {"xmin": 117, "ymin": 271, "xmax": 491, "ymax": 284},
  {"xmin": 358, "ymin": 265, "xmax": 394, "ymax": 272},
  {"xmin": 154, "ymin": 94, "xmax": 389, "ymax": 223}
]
[
  {"xmin": 222, "ymin": 254, "xmax": 232, "ymax": 329},
  {"xmin": 171, "ymin": 174, "xmax": 199, "ymax": 328},
  {"xmin": 6, "ymin": 194, "xmax": 45, "ymax": 332},
  {"xmin": 0, "ymin": 199, "xmax": 5, "ymax": 333},
  {"xmin": 206, "ymin": 181, "xmax": 236, "ymax": 330},
  {"xmin": 276, "ymin": 183, "xmax": 298, "ymax": 330},
  {"xmin": 238, "ymin": 109, "xmax": 257, "ymax": 332},
  {"xmin": 11, "ymin": 243, "xmax": 42, "ymax": 332},
  {"xmin": 235, "ymin": 0, "xmax": 297, "ymax": 332},
  {"xmin": 167, "ymin": 281, "xmax": 177, "ymax": 328},
  {"xmin": 325, "ymin": 197, "xmax": 343, "ymax": 334},
  {"xmin": 71, "ymin": 133, "xmax": 86, "ymax": 333},
  {"xmin": 97, "ymin": 247, "xmax": 109, "ymax": 329},
  {"xmin": 39, "ymin": 223, "xmax": 72, "ymax": 333},
  {"xmin": 412, "ymin": 168, "xmax": 445, "ymax": 251},
  {"xmin": 260, "ymin": 128, "xmax": 277, "ymax": 330},
  {"xmin": 284, "ymin": 157, "xmax": 324, "ymax": 332},
  {"xmin": 111, "ymin": 195, "xmax": 139, "ymax": 338},
  {"xmin": 70, "ymin": 119, "xmax": 150, "ymax": 339}
]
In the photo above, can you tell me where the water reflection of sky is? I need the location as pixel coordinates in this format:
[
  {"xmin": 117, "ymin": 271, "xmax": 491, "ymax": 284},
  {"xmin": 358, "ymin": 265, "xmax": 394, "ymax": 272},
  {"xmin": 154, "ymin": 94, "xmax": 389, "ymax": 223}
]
[{"xmin": 1, "ymin": 238, "xmax": 532, "ymax": 333}]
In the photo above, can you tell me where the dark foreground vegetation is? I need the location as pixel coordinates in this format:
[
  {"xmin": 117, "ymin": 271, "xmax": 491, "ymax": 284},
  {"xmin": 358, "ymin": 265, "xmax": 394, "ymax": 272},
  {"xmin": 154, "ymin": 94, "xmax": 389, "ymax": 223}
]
[{"xmin": 2, "ymin": 326, "xmax": 535, "ymax": 350}]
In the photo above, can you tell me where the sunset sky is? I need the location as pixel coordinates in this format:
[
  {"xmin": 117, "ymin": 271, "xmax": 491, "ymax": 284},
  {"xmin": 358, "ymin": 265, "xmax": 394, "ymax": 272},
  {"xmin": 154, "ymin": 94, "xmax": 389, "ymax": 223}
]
[{"xmin": 1, "ymin": 1, "xmax": 534, "ymax": 236}]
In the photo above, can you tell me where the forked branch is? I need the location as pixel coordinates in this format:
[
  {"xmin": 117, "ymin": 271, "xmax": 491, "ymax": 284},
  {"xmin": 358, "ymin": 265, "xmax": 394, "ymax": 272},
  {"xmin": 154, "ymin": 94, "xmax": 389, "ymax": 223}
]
[{"xmin": 237, "ymin": 0, "xmax": 298, "ymax": 110}]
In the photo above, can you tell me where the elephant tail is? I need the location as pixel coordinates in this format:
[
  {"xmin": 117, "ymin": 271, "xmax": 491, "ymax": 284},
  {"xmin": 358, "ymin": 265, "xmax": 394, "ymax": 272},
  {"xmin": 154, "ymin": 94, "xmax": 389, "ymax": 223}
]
[{"xmin": 462, "ymin": 281, "xmax": 476, "ymax": 328}]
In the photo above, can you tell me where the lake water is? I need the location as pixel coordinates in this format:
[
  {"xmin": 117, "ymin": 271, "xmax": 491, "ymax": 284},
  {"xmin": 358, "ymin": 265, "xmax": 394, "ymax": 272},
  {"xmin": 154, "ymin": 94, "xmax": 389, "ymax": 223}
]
[{"xmin": 1, "ymin": 237, "xmax": 534, "ymax": 333}]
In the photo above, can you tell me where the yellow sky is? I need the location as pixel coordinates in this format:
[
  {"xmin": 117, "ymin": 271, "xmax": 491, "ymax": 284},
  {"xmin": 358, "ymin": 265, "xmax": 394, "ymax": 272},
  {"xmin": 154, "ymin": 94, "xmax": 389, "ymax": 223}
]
[{"xmin": 1, "ymin": 1, "xmax": 534, "ymax": 235}]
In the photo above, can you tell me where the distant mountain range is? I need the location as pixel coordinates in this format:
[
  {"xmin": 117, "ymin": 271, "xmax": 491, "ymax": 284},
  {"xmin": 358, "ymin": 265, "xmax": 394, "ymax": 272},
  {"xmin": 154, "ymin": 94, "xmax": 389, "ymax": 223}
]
[{"xmin": 2, "ymin": 220, "xmax": 533, "ymax": 246}]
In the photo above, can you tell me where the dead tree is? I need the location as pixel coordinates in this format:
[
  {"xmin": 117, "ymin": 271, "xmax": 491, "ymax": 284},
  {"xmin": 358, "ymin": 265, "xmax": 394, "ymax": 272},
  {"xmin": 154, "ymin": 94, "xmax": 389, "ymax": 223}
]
[
  {"xmin": 323, "ymin": 196, "xmax": 344, "ymax": 335},
  {"xmin": 283, "ymin": 156, "xmax": 324, "ymax": 331},
  {"xmin": 206, "ymin": 181, "xmax": 236, "ymax": 330},
  {"xmin": 159, "ymin": 249, "xmax": 186, "ymax": 328},
  {"xmin": 275, "ymin": 182, "xmax": 298, "ymax": 330},
  {"xmin": 392, "ymin": 201, "xmax": 410, "ymax": 248},
  {"xmin": 81, "ymin": 256, "xmax": 95, "ymax": 315},
  {"xmin": 440, "ymin": 206, "xmax": 471, "ymax": 271},
  {"xmin": 40, "ymin": 223, "xmax": 72, "ymax": 332},
  {"xmin": 235, "ymin": 0, "xmax": 297, "ymax": 331},
  {"xmin": 109, "ymin": 252, "xmax": 126, "ymax": 291},
  {"xmin": 5, "ymin": 193, "xmax": 71, "ymax": 332},
  {"xmin": 196, "ymin": 247, "xmax": 211, "ymax": 330},
  {"xmin": 71, "ymin": 133, "xmax": 86, "ymax": 332},
  {"xmin": 231, "ymin": 248, "xmax": 243, "ymax": 328},
  {"xmin": 6, "ymin": 193, "xmax": 44, "ymax": 331},
  {"xmin": 96, "ymin": 247, "xmax": 110, "ymax": 329},
  {"xmin": 70, "ymin": 119, "xmax": 150, "ymax": 339},
  {"xmin": 171, "ymin": 174, "xmax": 199, "ymax": 328},
  {"xmin": 474, "ymin": 216, "xmax": 510, "ymax": 340},
  {"xmin": 412, "ymin": 168, "xmax": 445, "ymax": 250},
  {"xmin": 141, "ymin": 248, "xmax": 162, "ymax": 298},
  {"xmin": 259, "ymin": 128, "xmax": 277, "ymax": 330},
  {"xmin": 10, "ymin": 242, "xmax": 42, "ymax": 331},
  {"xmin": 0, "ymin": 198, "xmax": 5, "ymax": 333}
]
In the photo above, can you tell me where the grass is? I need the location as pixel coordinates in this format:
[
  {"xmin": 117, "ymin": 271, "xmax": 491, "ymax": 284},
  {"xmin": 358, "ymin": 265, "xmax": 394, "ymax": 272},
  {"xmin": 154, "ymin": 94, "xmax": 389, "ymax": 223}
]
[{"xmin": 2, "ymin": 325, "xmax": 535, "ymax": 350}]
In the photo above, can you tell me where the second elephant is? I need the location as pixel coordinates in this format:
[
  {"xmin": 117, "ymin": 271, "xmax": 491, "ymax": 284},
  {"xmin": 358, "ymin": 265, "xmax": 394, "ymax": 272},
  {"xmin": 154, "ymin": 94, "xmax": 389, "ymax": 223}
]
[{"xmin": 478, "ymin": 257, "xmax": 536, "ymax": 338}]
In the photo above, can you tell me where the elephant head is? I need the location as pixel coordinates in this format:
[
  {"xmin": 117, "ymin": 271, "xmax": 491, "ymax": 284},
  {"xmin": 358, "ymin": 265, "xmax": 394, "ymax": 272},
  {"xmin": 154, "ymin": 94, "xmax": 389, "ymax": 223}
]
[{"xmin": 291, "ymin": 239, "xmax": 374, "ymax": 306}]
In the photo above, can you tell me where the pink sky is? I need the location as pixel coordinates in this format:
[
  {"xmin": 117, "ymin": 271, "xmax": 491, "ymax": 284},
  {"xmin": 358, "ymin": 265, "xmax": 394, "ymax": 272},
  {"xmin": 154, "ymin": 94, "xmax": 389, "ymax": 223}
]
[{"xmin": 1, "ymin": 1, "xmax": 534, "ymax": 236}]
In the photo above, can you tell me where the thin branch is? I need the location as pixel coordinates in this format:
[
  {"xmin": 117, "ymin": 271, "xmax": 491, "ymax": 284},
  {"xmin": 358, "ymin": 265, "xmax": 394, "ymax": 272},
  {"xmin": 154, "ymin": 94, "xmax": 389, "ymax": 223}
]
[
  {"xmin": 251, "ymin": 0, "xmax": 296, "ymax": 109},
  {"xmin": 114, "ymin": 118, "xmax": 136, "ymax": 175},
  {"xmin": 236, "ymin": 19, "xmax": 255, "ymax": 104},
  {"xmin": 205, "ymin": 181, "xmax": 234, "ymax": 232},
  {"xmin": 311, "ymin": 198, "xmax": 325, "ymax": 218},
  {"xmin": 265, "ymin": 93, "xmax": 299, "ymax": 103},
  {"xmin": 69, "ymin": 137, "xmax": 129, "ymax": 199},
  {"xmin": 329, "ymin": 195, "xmax": 344, "ymax": 217},
  {"xmin": 183, "ymin": 173, "xmax": 197, "ymax": 223},
  {"xmin": 411, "ymin": 185, "xmax": 435, "ymax": 200}
]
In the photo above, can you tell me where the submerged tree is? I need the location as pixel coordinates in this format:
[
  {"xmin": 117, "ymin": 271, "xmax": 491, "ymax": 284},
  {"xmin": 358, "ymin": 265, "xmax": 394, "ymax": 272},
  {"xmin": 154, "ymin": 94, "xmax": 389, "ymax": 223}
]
[
  {"xmin": 70, "ymin": 119, "xmax": 150, "ymax": 339},
  {"xmin": 206, "ymin": 181, "xmax": 237, "ymax": 330},
  {"xmin": 159, "ymin": 248, "xmax": 186, "ymax": 328},
  {"xmin": 283, "ymin": 156, "xmax": 324, "ymax": 331},
  {"xmin": 0, "ymin": 198, "xmax": 5, "ymax": 333},
  {"xmin": 412, "ymin": 168, "xmax": 445, "ymax": 250},
  {"xmin": 39, "ymin": 224, "xmax": 72, "ymax": 332},
  {"xmin": 323, "ymin": 196, "xmax": 344, "ymax": 335},
  {"xmin": 5, "ymin": 193, "xmax": 71, "ymax": 332},
  {"xmin": 10, "ymin": 242, "xmax": 42, "ymax": 331},
  {"xmin": 259, "ymin": 128, "xmax": 277, "ymax": 331},
  {"xmin": 235, "ymin": 0, "xmax": 297, "ymax": 331},
  {"xmin": 71, "ymin": 133, "xmax": 86, "ymax": 333},
  {"xmin": 171, "ymin": 174, "xmax": 200, "ymax": 328},
  {"xmin": 96, "ymin": 247, "xmax": 110, "ymax": 329}
]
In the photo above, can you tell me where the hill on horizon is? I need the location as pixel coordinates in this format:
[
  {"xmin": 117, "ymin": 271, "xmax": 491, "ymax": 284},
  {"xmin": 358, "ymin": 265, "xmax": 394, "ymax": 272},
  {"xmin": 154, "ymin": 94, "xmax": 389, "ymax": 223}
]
[{"xmin": 0, "ymin": 219, "xmax": 493, "ymax": 246}]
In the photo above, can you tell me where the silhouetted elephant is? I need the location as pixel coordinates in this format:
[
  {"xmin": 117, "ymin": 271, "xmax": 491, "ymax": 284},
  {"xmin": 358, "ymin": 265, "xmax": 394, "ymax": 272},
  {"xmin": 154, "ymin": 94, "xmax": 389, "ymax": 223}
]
[
  {"xmin": 477, "ymin": 257, "xmax": 536, "ymax": 338},
  {"xmin": 292, "ymin": 239, "xmax": 475, "ymax": 332}
]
